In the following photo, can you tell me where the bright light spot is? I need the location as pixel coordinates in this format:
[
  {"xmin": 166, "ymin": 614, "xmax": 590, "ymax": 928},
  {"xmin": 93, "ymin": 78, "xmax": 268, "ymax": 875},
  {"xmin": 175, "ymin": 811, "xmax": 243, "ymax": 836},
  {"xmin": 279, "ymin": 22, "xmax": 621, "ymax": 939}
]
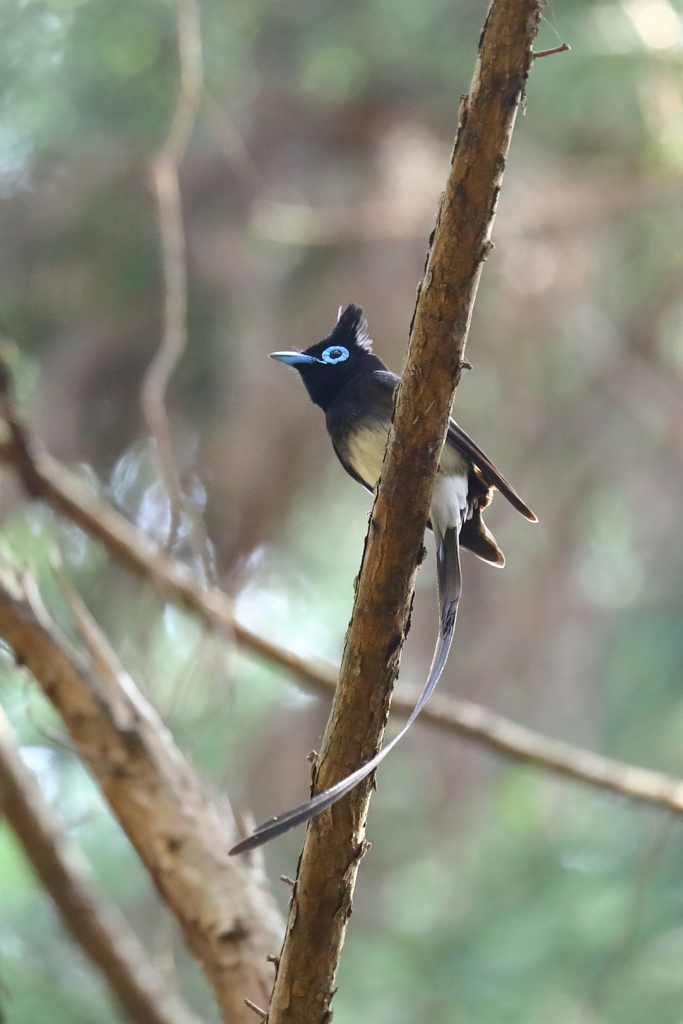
[
  {"xmin": 588, "ymin": 5, "xmax": 641, "ymax": 54},
  {"xmin": 58, "ymin": 520, "xmax": 89, "ymax": 566},
  {"xmin": 0, "ymin": 124, "xmax": 31, "ymax": 197},
  {"xmin": 623, "ymin": 0, "xmax": 681, "ymax": 49},
  {"xmin": 20, "ymin": 746, "xmax": 58, "ymax": 800},
  {"xmin": 110, "ymin": 445, "xmax": 145, "ymax": 507},
  {"xmin": 137, "ymin": 481, "xmax": 171, "ymax": 544},
  {"xmin": 235, "ymin": 582, "xmax": 340, "ymax": 665}
]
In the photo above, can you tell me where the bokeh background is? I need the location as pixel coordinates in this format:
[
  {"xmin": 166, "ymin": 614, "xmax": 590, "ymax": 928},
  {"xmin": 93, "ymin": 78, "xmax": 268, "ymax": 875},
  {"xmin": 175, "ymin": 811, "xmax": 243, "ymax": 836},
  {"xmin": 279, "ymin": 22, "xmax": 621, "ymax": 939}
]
[{"xmin": 2, "ymin": 0, "xmax": 683, "ymax": 1021}]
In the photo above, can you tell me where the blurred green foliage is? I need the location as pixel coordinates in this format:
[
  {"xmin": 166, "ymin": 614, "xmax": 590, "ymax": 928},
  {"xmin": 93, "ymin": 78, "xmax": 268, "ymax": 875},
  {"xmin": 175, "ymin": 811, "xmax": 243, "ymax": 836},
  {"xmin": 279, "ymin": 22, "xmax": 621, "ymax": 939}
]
[{"xmin": 2, "ymin": 0, "xmax": 683, "ymax": 1022}]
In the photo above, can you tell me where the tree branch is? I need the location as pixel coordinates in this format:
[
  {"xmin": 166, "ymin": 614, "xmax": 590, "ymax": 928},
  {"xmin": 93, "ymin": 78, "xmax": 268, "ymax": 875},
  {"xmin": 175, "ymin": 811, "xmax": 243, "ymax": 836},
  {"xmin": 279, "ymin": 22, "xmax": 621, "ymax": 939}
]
[
  {"xmin": 266, "ymin": 1, "xmax": 544, "ymax": 1020},
  {"xmin": 0, "ymin": 705, "xmax": 208, "ymax": 1024},
  {"xmin": 1, "ymin": 379, "xmax": 682, "ymax": 817},
  {"xmin": 0, "ymin": 564, "xmax": 282, "ymax": 1024},
  {"xmin": 399, "ymin": 688, "xmax": 683, "ymax": 811},
  {"xmin": 0, "ymin": 395, "xmax": 337, "ymax": 693},
  {"xmin": 142, "ymin": 0, "xmax": 210, "ymax": 574}
]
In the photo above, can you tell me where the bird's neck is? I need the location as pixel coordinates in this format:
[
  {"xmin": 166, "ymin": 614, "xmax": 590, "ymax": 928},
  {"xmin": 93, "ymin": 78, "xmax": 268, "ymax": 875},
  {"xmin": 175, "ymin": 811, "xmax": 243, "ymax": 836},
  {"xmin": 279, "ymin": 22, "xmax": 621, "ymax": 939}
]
[{"xmin": 301, "ymin": 355, "xmax": 386, "ymax": 412}]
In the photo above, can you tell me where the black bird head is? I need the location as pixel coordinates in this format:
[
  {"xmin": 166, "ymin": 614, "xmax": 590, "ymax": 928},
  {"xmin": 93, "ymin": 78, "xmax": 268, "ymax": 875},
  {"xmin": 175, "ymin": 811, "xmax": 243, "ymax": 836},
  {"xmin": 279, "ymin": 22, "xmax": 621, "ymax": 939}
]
[{"xmin": 270, "ymin": 304, "xmax": 385, "ymax": 411}]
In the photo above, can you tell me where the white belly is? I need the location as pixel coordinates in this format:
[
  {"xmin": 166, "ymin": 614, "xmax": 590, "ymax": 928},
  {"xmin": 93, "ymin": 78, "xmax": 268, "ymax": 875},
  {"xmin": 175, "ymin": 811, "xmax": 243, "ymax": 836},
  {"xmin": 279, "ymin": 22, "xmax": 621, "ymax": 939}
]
[
  {"xmin": 347, "ymin": 424, "xmax": 469, "ymax": 531},
  {"xmin": 430, "ymin": 473, "xmax": 469, "ymax": 532}
]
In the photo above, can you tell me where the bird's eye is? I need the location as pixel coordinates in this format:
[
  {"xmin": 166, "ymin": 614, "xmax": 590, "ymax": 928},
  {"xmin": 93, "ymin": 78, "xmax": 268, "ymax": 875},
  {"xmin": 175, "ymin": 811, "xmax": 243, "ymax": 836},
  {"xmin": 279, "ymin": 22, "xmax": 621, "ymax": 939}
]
[{"xmin": 321, "ymin": 345, "xmax": 349, "ymax": 364}]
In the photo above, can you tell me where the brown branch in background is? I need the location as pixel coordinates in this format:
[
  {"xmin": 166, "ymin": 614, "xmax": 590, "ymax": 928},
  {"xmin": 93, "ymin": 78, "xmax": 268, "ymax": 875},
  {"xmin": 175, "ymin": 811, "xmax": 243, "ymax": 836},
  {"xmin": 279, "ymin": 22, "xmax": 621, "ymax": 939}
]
[
  {"xmin": 0, "ymin": 391, "xmax": 335, "ymax": 690},
  {"xmin": 267, "ymin": 0, "xmax": 545, "ymax": 1020},
  {"xmin": 142, "ymin": 0, "xmax": 210, "ymax": 574},
  {"xmin": 0, "ymin": 564, "xmax": 282, "ymax": 1024},
  {"xmin": 398, "ymin": 689, "xmax": 683, "ymax": 812},
  {"xmin": 2, "ymin": 389, "xmax": 683, "ymax": 818},
  {"xmin": 0, "ymin": 706, "xmax": 207, "ymax": 1024}
]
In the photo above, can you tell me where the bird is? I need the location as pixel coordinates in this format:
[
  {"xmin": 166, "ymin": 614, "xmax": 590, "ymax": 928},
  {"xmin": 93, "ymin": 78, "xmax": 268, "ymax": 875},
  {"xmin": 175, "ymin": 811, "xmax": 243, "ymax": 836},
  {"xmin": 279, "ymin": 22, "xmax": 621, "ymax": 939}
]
[{"xmin": 229, "ymin": 304, "xmax": 536, "ymax": 856}]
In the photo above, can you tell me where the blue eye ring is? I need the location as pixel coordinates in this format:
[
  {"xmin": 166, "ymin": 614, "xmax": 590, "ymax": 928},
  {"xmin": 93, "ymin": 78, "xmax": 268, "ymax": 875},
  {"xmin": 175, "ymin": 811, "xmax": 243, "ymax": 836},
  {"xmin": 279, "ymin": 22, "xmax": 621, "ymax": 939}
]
[{"xmin": 321, "ymin": 345, "xmax": 349, "ymax": 364}]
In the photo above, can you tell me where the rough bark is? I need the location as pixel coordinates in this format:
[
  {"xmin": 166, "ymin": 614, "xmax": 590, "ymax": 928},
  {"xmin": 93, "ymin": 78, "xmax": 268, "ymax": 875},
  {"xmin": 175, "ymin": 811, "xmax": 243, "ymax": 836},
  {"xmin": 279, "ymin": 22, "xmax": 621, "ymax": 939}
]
[
  {"xmin": 266, "ymin": 1, "xmax": 545, "ymax": 1021},
  {"xmin": 0, "ymin": 706, "xmax": 208, "ymax": 1024},
  {"xmin": 0, "ymin": 567, "xmax": 282, "ymax": 1024},
  {"xmin": 0, "ymin": 414, "xmax": 331, "ymax": 694},
  {"xmin": 1, "ymin": 379, "xmax": 681, "ymax": 817}
]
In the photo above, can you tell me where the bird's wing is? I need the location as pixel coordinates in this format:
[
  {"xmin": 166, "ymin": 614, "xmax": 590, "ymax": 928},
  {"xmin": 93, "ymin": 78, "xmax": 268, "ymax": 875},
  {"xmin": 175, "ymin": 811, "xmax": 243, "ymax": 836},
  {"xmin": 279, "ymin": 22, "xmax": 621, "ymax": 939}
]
[
  {"xmin": 367, "ymin": 374, "xmax": 536, "ymax": 523},
  {"xmin": 447, "ymin": 420, "xmax": 537, "ymax": 522},
  {"xmin": 228, "ymin": 519, "xmax": 463, "ymax": 856}
]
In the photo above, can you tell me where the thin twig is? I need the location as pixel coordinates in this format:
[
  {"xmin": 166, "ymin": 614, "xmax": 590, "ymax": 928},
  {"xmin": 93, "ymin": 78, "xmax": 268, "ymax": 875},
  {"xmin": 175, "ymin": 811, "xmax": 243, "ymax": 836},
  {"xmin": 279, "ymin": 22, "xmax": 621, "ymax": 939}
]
[
  {"xmin": 2, "ymin": 399, "xmax": 683, "ymax": 820},
  {"xmin": 0, "ymin": 705, "xmax": 207, "ymax": 1024},
  {"xmin": 406, "ymin": 690, "xmax": 683, "ymax": 812},
  {"xmin": 532, "ymin": 42, "xmax": 570, "ymax": 57},
  {"xmin": 142, "ymin": 0, "xmax": 210, "ymax": 577},
  {"xmin": 0, "ymin": 562, "xmax": 281, "ymax": 1024},
  {"xmin": 244, "ymin": 998, "xmax": 268, "ymax": 1021}
]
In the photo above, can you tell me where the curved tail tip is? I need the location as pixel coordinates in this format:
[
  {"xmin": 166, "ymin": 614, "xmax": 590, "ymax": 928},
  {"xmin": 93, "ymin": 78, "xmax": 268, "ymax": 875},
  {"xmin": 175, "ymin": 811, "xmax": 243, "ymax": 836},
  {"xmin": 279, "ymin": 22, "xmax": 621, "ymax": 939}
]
[
  {"xmin": 229, "ymin": 839, "xmax": 253, "ymax": 856},
  {"xmin": 229, "ymin": 834, "xmax": 260, "ymax": 856}
]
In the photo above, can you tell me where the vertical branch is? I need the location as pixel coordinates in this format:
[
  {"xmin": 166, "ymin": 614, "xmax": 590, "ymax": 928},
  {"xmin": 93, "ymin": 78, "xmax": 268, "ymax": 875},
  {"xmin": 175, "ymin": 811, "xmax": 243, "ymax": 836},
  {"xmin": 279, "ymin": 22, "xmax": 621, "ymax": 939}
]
[
  {"xmin": 264, "ymin": 1, "xmax": 545, "ymax": 1022},
  {"xmin": 142, "ymin": 0, "xmax": 208, "ymax": 570},
  {"xmin": 3, "ymin": 400, "xmax": 683, "ymax": 816},
  {"xmin": 0, "ymin": 706, "xmax": 207, "ymax": 1024}
]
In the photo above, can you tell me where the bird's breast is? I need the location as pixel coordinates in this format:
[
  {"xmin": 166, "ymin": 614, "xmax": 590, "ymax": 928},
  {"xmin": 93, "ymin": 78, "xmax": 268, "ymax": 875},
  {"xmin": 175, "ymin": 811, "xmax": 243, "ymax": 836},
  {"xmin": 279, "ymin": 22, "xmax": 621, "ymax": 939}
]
[
  {"xmin": 346, "ymin": 422, "xmax": 390, "ymax": 489},
  {"xmin": 345, "ymin": 421, "xmax": 470, "ymax": 533}
]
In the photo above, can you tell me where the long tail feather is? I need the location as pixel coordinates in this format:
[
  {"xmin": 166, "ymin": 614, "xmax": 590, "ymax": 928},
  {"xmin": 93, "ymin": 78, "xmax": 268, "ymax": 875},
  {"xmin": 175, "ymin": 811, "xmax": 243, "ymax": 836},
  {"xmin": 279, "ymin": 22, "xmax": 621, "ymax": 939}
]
[{"xmin": 229, "ymin": 526, "xmax": 462, "ymax": 856}]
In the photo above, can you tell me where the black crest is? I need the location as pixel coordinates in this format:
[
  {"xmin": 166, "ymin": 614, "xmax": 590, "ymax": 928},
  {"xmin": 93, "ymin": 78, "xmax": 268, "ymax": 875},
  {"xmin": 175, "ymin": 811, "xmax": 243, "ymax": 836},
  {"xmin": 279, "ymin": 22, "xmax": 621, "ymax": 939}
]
[
  {"xmin": 330, "ymin": 304, "xmax": 373, "ymax": 352},
  {"xmin": 293, "ymin": 303, "xmax": 384, "ymax": 411}
]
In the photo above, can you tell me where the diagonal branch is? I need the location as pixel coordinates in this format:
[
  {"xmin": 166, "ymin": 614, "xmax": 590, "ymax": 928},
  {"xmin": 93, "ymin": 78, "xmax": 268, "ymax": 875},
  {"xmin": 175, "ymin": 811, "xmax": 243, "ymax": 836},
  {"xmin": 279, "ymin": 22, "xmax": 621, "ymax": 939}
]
[
  {"xmin": 396, "ymin": 688, "xmax": 683, "ymax": 811},
  {"xmin": 0, "ymin": 384, "xmax": 335, "ymax": 692},
  {"xmin": 1, "ymin": 377, "xmax": 683, "ymax": 819},
  {"xmin": 0, "ymin": 564, "xmax": 282, "ymax": 1024},
  {"xmin": 266, "ymin": 0, "xmax": 545, "ymax": 1020},
  {"xmin": 0, "ymin": 705, "xmax": 207, "ymax": 1024}
]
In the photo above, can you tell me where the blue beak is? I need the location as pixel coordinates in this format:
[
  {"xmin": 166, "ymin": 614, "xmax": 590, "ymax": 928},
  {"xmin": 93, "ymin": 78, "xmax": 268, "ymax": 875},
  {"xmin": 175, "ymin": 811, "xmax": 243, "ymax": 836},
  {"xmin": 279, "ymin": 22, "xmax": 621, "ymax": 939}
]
[{"xmin": 269, "ymin": 351, "xmax": 319, "ymax": 366}]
